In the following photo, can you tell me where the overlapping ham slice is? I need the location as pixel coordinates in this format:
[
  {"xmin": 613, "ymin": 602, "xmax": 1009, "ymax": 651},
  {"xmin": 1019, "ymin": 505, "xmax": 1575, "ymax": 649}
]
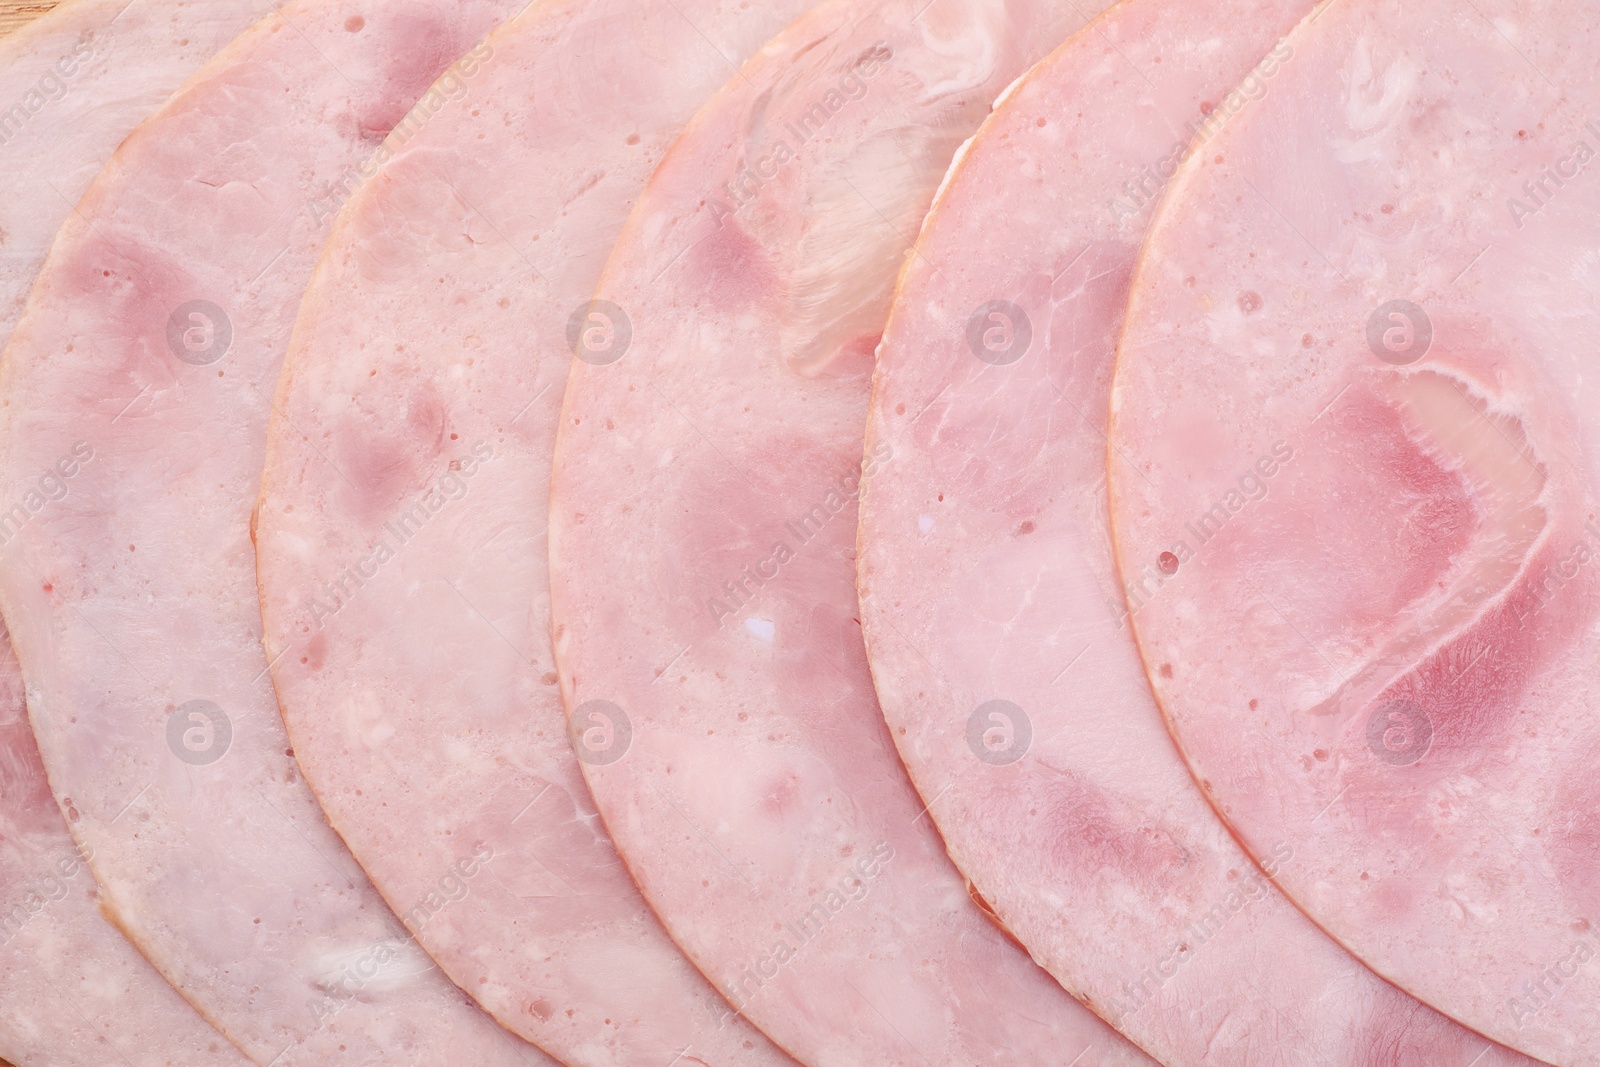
[
  {"xmin": 856, "ymin": 0, "xmax": 1546, "ymax": 1063},
  {"xmin": 0, "ymin": 0, "xmax": 262, "ymax": 350},
  {"xmin": 547, "ymin": 0, "xmax": 1156, "ymax": 1063},
  {"xmin": 2, "ymin": 622, "xmax": 249, "ymax": 1065},
  {"xmin": 0, "ymin": 1, "xmax": 557, "ymax": 1063},
  {"xmin": 251, "ymin": 0, "xmax": 817, "ymax": 1062},
  {"xmin": 1108, "ymin": 0, "xmax": 1600, "ymax": 1062},
  {"xmin": 0, "ymin": 4, "xmax": 269, "ymax": 1063}
]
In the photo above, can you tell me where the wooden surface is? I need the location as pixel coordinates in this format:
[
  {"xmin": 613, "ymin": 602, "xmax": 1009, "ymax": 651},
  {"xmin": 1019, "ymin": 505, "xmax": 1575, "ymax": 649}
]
[{"xmin": 0, "ymin": 0, "xmax": 60, "ymax": 39}]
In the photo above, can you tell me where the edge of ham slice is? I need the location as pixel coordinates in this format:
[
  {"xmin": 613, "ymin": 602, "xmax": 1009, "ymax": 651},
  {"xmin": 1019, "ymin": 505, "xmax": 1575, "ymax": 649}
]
[
  {"xmin": 858, "ymin": 0, "xmax": 1539, "ymax": 1062},
  {"xmin": 2, "ymin": 616, "xmax": 249, "ymax": 1065},
  {"xmin": 252, "ymin": 0, "xmax": 815, "ymax": 1062},
  {"xmin": 0, "ymin": 0, "xmax": 263, "ymax": 350},
  {"xmin": 548, "ymin": 0, "xmax": 1156, "ymax": 1063},
  {"xmin": 0, "ymin": 1, "xmax": 554, "ymax": 1062},
  {"xmin": 0, "ymin": 3, "xmax": 276, "ymax": 1063},
  {"xmin": 1109, "ymin": 0, "xmax": 1600, "ymax": 1061}
]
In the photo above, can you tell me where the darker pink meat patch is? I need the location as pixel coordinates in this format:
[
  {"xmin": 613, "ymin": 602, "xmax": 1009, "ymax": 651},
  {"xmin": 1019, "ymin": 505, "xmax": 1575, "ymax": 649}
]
[
  {"xmin": 333, "ymin": 387, "xmax": 447, "ymax": 523},
  {"xmin": 1366, "ymin": 532, "xmax": 1591, "ymax": 766},
  {"xmin": 1320, "ymin": 387, "xmax": 1476, "ymax": 618},
  {"xmin": 685, "ymin": 215, "xmax": 778, "ymax": 310},
  {"xmin": 349, "ymin": 15, "xmax": 469, "ymax": 141},
  {"xmin": 1031, "ymin": 766, "xmax": 1187, "ymax": 887}
]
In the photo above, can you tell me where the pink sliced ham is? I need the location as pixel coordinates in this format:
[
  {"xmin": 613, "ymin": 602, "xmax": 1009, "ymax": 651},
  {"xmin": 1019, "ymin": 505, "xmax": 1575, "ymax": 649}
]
[
  {"xmin": 548, "ymin": 0, "xmax": 1155, "ymax": 1063},
  {"xmin": 1109, "ymin": 0, "xmax": 1600, "ymax": 1062},
  {"xmin": 0, "ymin": 2, "xmax": 556, "ymax": 1063},
  {"xmin": 0, "ymin": 0, "xmax": 262, "ymax": 350},
  {"xmin": 857, "ymin": 0, "xmax": 1544, "ymax": 1063},
  {"xmin": 252, "ymin": 0, "xmax": 816, "ymax": 1062},
  {"xmin": 0, "ymin": 4, "xmax": 270, "ymax": 1063},
  {"xmin": 2, "ymin": 620, "xmax": 249, "ymax": 1065}
]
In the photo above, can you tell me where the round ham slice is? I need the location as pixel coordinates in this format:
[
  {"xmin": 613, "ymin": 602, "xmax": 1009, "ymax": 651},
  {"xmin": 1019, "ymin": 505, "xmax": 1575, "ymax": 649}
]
[
  {"xmin": 0, "ymin": 0, "xmax": 262, "ymax": 352},
  {"xmin": 0, "ymin": 1, "xmax": 556, "ymax": 1063},
  {"xmin": 251, "ymin": 0, "xmax": 815, "ymax": 1062},
  {"xmin": 0, "ymin": 3, "xmax": 269, "ymax": 1063},
  {"xmin": 1108, "ymin": 0, "xmax": 1600, "ymax": 1062},
  {"xmin": 857, "ymin": 0, "xmax": 1543, "ymax": 1063},
  {"xmin": 2, "ymin": 619, "xmax": 248, "ymax": 1066},
  {"xmin": 548, "ymin": 0, "xmax": 1154, "ymax": 1063}
]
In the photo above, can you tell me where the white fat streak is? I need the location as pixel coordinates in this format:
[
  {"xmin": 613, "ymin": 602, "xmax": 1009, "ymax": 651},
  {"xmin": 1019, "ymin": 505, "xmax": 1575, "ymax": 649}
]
[
  {"xmin": 310, "ymin": 938, "xmax": 436, "ymax": 998},
  {"xmin": 914, "ymin": 0, "xmax": 1005, "ymax": 98},
  {"xmin": 1334, "ymin": 35, "xmax": 1420, "ymax": 165},
  {"xmin": 919, "ymin": 29, "xmax": 1036, "ymax": 251}
]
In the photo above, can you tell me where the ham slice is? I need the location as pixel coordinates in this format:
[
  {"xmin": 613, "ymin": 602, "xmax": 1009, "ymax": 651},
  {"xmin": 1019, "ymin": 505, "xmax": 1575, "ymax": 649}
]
[
  {"xmin": 857, "ymin": 0, "xmax": 1543, "ymax": 1063},
  {"xmin": 2, "ymin": 620, "xmax": 248, "ymax": 1065},
  {"xmin": 0, "ymin": 0, "xmax": 261, "ymax": 351},
  {"xmin": 1108, "ymin": 0, "xmax": 1600, "ymax": 1061},
  {"xmin": 0, "ymin": 2, "xmax": 556, "ymax": 1063},
  {"xmin": 252, "ymin": 0, "xmax": 815, "ymax": 1062},
  {"xmin": 548, "ymin": 0, "xmax": 1155, "ymax": 1063},
  {"xmin": 0, "ymin": 4, "xmax": 269, "ymax": 1063}
]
